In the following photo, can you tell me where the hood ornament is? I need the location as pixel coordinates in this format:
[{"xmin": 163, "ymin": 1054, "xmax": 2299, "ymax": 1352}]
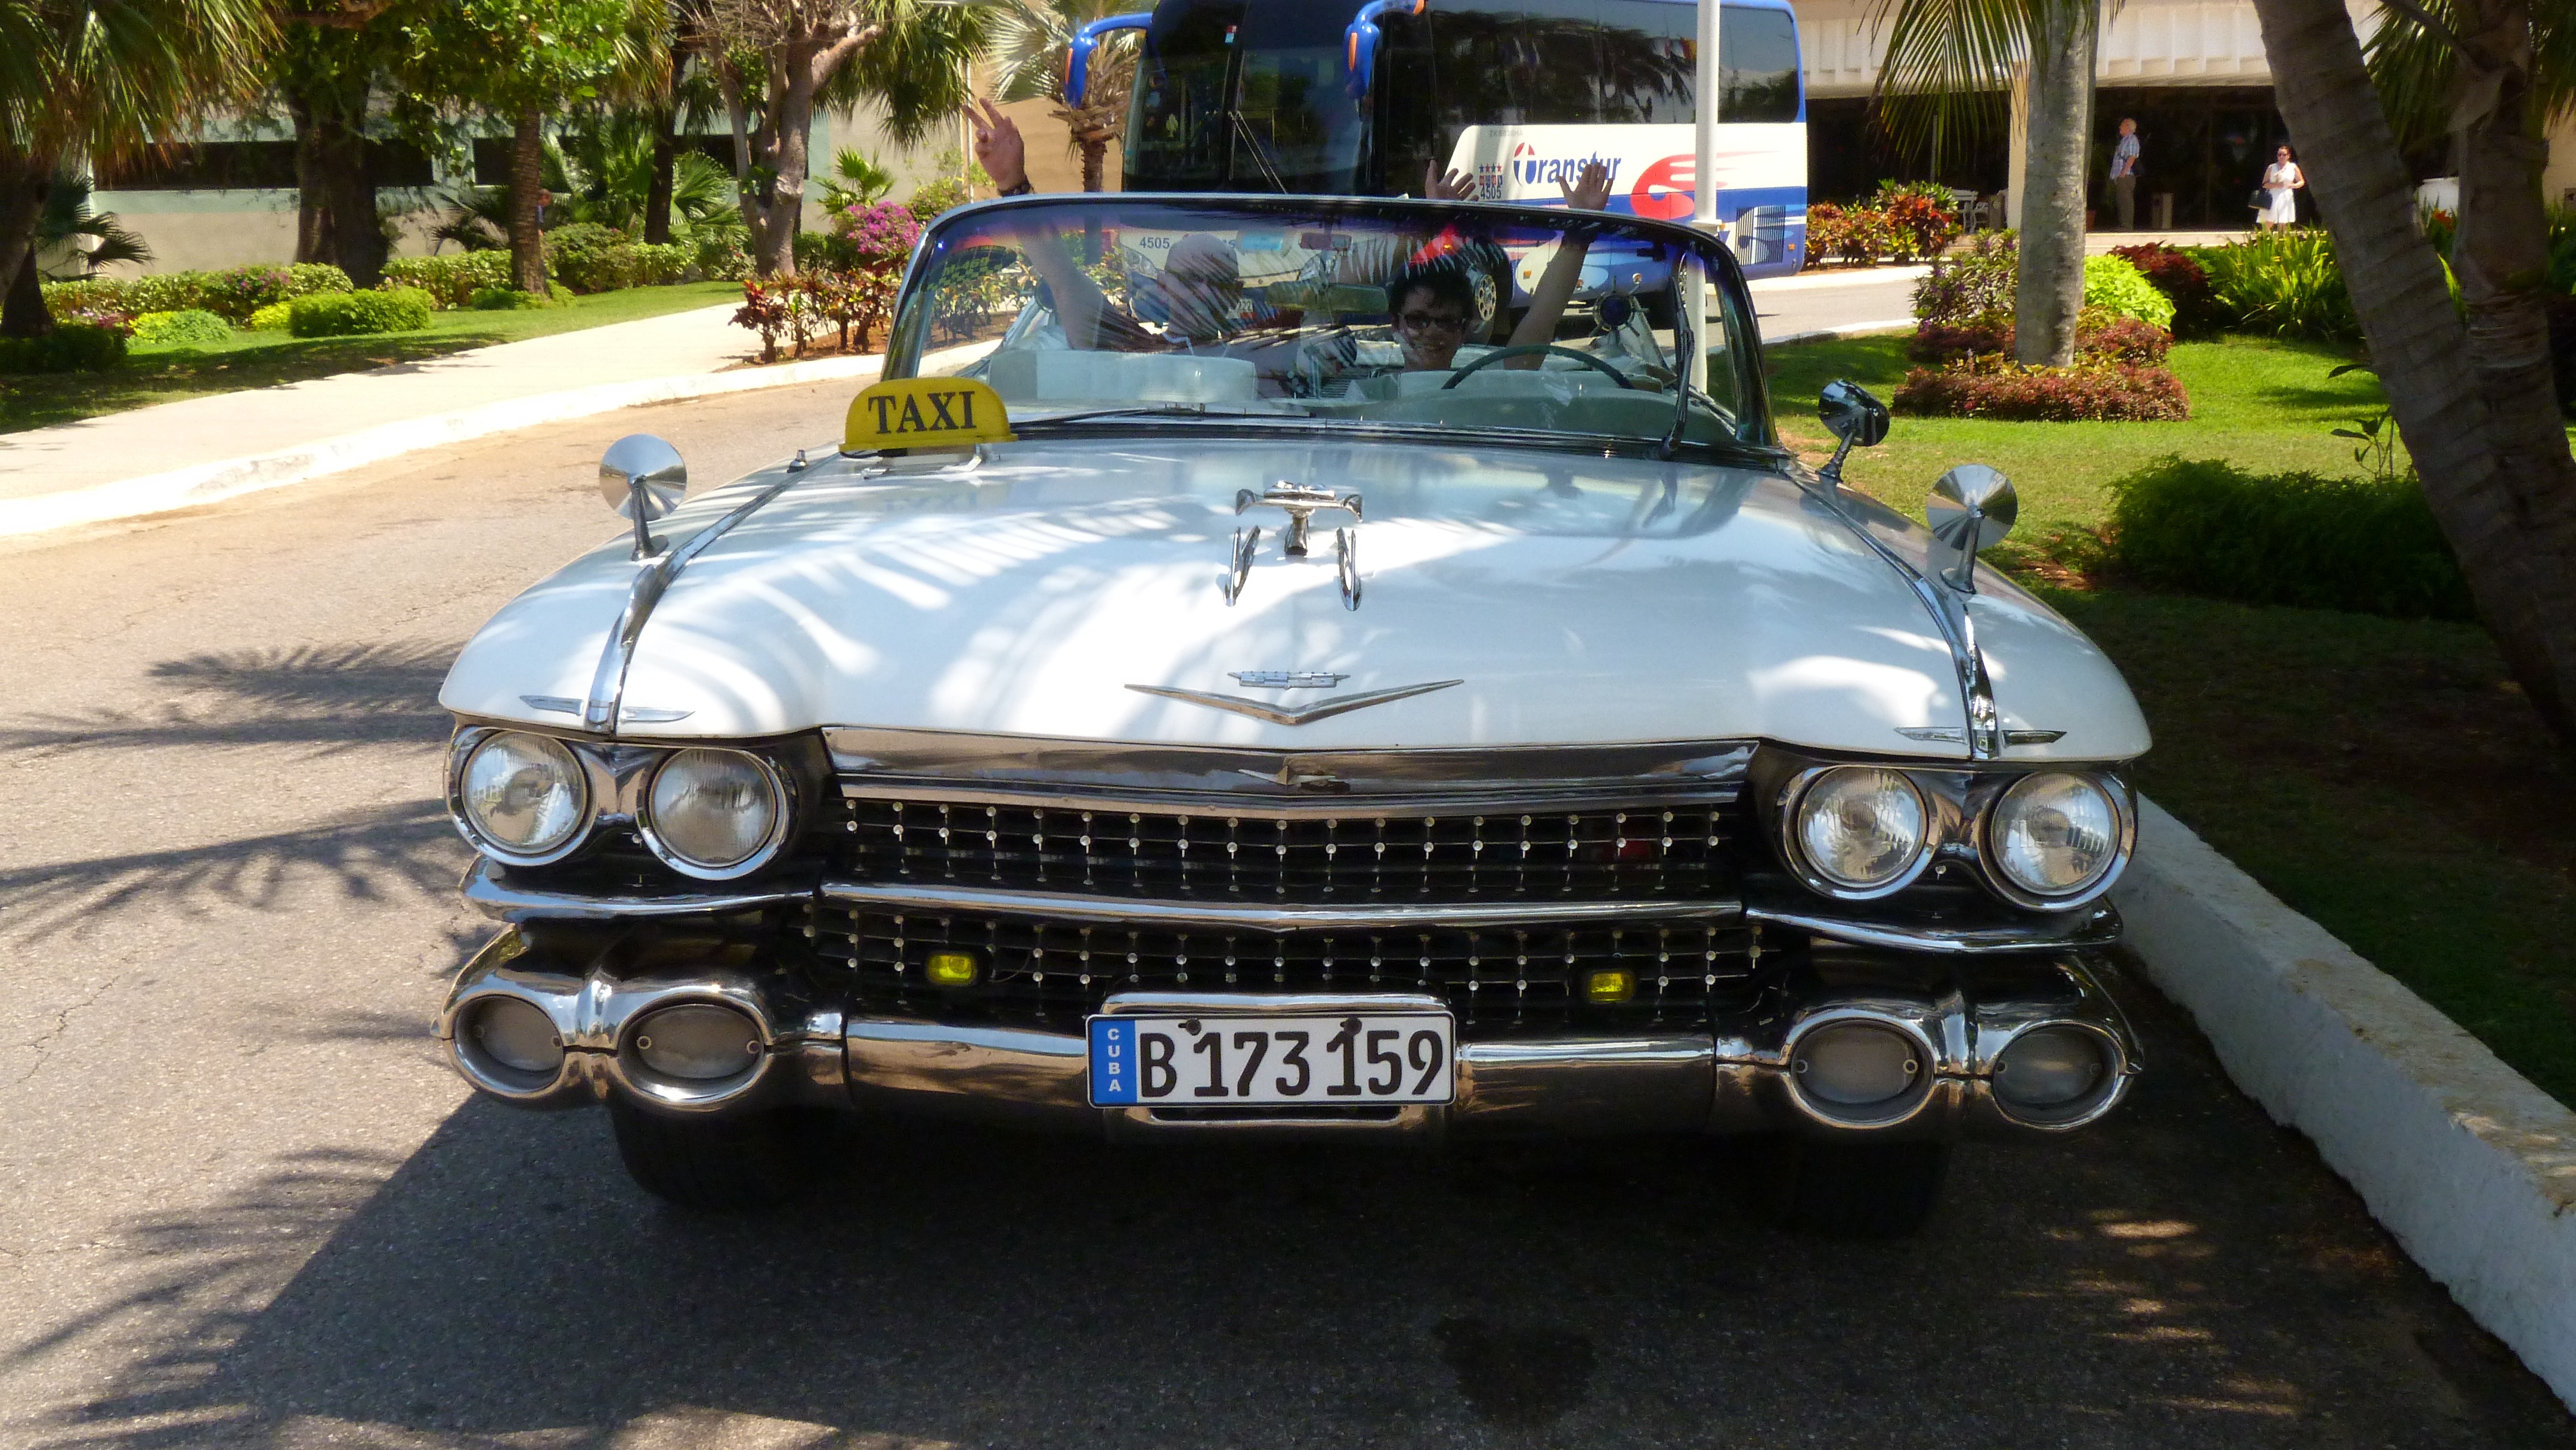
[
  {"xmin": 1230, "ymin": 671, "xmax": 1349, "ymax": 689},
  {"xmin": 1222, "ymin": 482, "xmax": 1365, "ymax": 610},
  {"xmin": 1128, "ymin": 678, "xmax": 1461, "ymax": 726}
]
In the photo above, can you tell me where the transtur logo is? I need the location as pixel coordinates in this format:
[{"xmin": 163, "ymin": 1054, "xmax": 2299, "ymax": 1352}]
[{"xmin": 1513, "ymin": 151, "xmax": 1623, "ymax": 187}]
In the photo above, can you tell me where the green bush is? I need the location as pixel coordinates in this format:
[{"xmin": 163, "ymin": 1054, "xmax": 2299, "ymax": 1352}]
[
  {"xmin": 383, "ymin": 250, "xmax": 519, "ymax": 309},
  {"xmin": 247, "ymin": 301, "xmax": 293, "ymax": 331},
  {"xmin": 692, "ymin": 232, "xmax": 750, "ymax": 281},
  {"xmin": 469, "ymin": 286, "xmax": 560, "ymax": 310},
  {"xmin": 129, "ymin": 308, "xmax": 233, "ymax": 347},
  {"xmin": 41, "ymin": 263, "xmax": 350, "ymax": 323},
  {"xmin": 2082, "ymin": 253, "xmax": 2175, "ymax": 330},
  {"xmin": 289, "ymin": 286, "xmax": 434, "ymax": 337},
  {"xmin": 2198, "ymin": 231, "xmax": 2360, "ymax": 340},
  {"xmin": 544, "ymin": 224, "xmax": 699, "ymax": 293},
  {"xmin": 2108, "ymin": 457, "xmax": 2470, "ymax": 619},
  {"xmin": 0, "ymin": 322, "xmax": 128, "ymax": 373}
]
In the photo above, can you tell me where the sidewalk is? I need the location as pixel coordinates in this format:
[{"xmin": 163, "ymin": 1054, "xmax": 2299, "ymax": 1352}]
[{"xmin": 0, "ymin": 303, "xmax": 883, "ymax": 538}]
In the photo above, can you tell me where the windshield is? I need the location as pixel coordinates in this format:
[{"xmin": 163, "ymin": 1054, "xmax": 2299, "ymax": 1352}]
[{"xmin": 883, "ymin": 198, "xmax": 1769, "ymax": 454}]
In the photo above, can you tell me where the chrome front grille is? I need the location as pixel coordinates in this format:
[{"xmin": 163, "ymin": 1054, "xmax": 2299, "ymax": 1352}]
[
  {"xmin": 811, "ymin": 901, "xmax": 1766, "ymax": 1023},
  {"xmin": 833, "ymin": 795, "xmax": 1739, "ymax": 901}
]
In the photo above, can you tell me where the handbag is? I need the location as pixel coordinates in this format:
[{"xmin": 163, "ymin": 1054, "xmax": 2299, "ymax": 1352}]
[{"xmin": 2248, "ymin": 188, "xmax": 2270, "ymax": 210}]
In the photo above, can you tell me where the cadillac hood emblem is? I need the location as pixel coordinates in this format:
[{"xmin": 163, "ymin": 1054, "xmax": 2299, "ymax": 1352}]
[
  {"xmin": 1128, "ymin": 679, "xmax": 1462, "ymax": 726},
  {"xmin": 1228, "ymin": 671, "xmax": 1349, "ymax": 689}
]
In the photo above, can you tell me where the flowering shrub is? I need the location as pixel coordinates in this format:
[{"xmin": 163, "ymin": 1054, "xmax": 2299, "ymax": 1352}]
[
  {"xmin": 1911, "ymin": 230, "xmax": 2016, "ymax": 323},
  {"xmin": 2082, "ymin": 253, "xmax": 2176, "ymax": 330},
  {"xmin": 2108, "ymin": 243, "xmax": 2224, "ymax": 339},
  {"xmin": 832, "ymin": 201, "xmax": 921, "ymax": 271},
  {"xmin": 1894, "ymin": 356, "xmax": 2189, "ymax": 422},
  {"xmin": 42, "ymin": 264, "xmax": 350, "ymax": 324}
]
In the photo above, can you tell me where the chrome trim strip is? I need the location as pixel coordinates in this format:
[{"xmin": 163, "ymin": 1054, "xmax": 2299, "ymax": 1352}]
[
  {"xmin": 462, "ymin": 857, "xmax": 804, "ymax": 922},
  {"xmin": 1124, "ymin": 679, "xmax": 1462, "ymax": 727},
  {"xmin": 583, "ymin": 476, "xmax": 800, "ymax": 735},
  {"xmin": 1747, "ymin": 902, "xmax": 2120, "ymax": 954},
  {"xmin": 1802, "ymin": 492, "xmax": 2005, "ymax": 761},
  {"xmin": 821, "ymin": 879, "xmax": 1744, "ymax": 933}
]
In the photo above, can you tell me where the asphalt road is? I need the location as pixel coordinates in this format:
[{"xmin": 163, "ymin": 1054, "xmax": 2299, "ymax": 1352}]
[
  {"xmin": 1747, "ymin": 268, "xmax": 1924, "ymax": 340},
  {"xmin": 2, "ymin": 382, "xmax": 2571, "ymax": 1450}
]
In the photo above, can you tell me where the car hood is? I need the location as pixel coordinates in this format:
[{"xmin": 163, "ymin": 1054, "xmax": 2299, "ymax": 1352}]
[{"xmin": 438, "ymin": 435, "xmax": 2150, "ymax": 761}]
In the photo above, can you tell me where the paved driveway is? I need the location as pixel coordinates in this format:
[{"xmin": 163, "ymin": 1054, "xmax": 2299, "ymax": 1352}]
[{"xmin": 1, "ymin": 386, "xmax": 2566, "ymax": 1449}]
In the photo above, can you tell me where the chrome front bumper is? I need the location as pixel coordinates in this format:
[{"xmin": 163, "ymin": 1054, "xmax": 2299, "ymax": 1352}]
[{"xmin": 438, "ymin": 928, "xmax": 2139, "ymax": 1142}]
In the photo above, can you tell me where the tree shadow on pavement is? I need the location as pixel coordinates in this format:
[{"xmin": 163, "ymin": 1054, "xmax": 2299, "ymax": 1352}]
[
  {"xmin": 12, "ymin": 968, "xmax": 2569, "ymax": 1450},
  {"xmin": 0, "ymin": 641, "xmax": 459, "ymax": 757}
]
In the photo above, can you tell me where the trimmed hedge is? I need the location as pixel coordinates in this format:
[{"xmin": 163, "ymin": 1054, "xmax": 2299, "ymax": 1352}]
[
  {"xmin": 470, "ymin": 286, "xmax": 559, "ymax": 310},
  {"xmin": 42, "ymin": 263, "xmax": 351, "ymax": 324},
  {"xmin": 289, "ymin": 286, "xmax": 434, "ymax": 337},
  {"xmin": 383, "ymin": 250, "xmax": 519, "ymax": 309},
  {"xmin": 1909, "ymin": 306, "xmax": 2172, "ymax": 366},
  {"xmin": 1894, "ymin": 358, "xmax": 2190, "ymax": 421},
  {"xmin": 129, "ymin": 308, "xmax": 233, "ymax": 347},
  {"xmin": 2108, "ymin": 457, "xmax": 2472, "ymax": 619},
  {"xmin": 546, "ymin": 223, "xmax": 693, "ymax": 293},
  {"xmin": 0, "ymin": 323, "xmax": 128, "ymax": 373},
  {"xmin": 247, "ymin": 301, "xmax": 293, "ymax": 331}
]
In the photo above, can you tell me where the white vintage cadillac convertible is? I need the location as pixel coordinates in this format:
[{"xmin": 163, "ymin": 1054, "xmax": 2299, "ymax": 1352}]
[{"xmin": 435, "ymin": 195, "xmax": 2147, "ymax": 1234}]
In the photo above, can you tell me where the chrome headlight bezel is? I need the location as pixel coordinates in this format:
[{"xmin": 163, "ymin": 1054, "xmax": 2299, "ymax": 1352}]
[
  {"xmin": 447, "ymin": 728, "xmax": 598, "ymax": 867},
  {"xmin": 1778, "ymin": 764, "xmax": 1938, "ymax": 900},
  {"xmin": 637, "ymin": 746, "xmax": 798, "ymax": 881},
  {"xmin": 1976, "ymin": 770, "xmax": 2136, "ymax": 910}
]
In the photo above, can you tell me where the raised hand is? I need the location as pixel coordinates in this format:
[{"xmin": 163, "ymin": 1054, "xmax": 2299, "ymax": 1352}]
[
  {"xmin": 1559, "ymin": 159, "xmax": 1613, "ymax": 213},
  {"xmin": 1423, "ymin": 161, "xmax": 1479, "ymax": 202},
  {"xmin": 970, "ymin": 98, "xmax": 1029, "ymax": 194}
]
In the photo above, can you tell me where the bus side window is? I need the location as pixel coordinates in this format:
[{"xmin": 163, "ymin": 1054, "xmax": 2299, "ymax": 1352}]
[
  {"xmin": 1589, "ymin": 2, "xmax": 1803, "ymax": 126},
  {"xmin": 1428, "ymin": 0, "xmax": 1601, "ymax": 140},
  {"xmin": 1371, "ymin": 8, "xmax": 1438, "ymax": 194}
]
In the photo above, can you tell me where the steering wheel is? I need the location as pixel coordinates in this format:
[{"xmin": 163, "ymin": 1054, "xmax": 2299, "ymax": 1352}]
[{"xmin": 1441, "ymin": 343, "xmax": 1640, "ymax": 389}]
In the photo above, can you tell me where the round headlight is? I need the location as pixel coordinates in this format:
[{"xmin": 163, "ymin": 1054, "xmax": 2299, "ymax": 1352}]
[
  {"xmin": 1793, "ymin": 767, "xmax": 1930, "ymax": 891},
  {"xmin": 646, "ymin": 749, "xmax": 785, "ymax": 873},
  {"xmin": 460, "ymin": 732, "xmax": 589, "ymax": 858},
  {"xmin": 1991, "ymin": 772, "xmax": 2122, "ymax": 899}
]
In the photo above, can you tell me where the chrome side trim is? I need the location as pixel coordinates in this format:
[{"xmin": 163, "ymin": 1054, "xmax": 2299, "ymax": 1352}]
[
  {"xmin": 462, "ymin": 857, "xmax": 805, "ymax": 922},
  {"xmin": 821, "ymin": 879, "xmax": 1744, "ymax": 933},
  {"xmin": 1803, "ymin": 491, "xmax": 2005, "ymax": 761},
  {"xmin": 1747, "ymin": 901, "xmax": 2120, "ymax": 954},
  {"xmin": 1124, "ymin": 679, "xmax": 1461, "ymax": 727},
  {"xmin": 583, "ymin": 476, "xmax": 800, "ymax": 735}
]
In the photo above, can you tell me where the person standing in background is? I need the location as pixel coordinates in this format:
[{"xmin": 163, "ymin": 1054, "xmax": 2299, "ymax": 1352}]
[
  {"xmin": 2108, "ymin": 119, "xmax": 2141, "ymax": 230},
  {"xmin": 2259, "ymin": 145, "xmax": 2305, "ymax": 231}
]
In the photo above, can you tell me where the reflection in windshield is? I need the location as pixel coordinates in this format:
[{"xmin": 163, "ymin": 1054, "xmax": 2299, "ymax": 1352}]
[{"xmin": 887, "ymin": 200, "xmax": 1767, "ymax": 453}]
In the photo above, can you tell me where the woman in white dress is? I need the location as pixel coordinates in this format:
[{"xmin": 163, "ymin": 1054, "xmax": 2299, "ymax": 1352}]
[{"xmin": 2259, "ymin": 145, "xmax": 2305, "ymax": 231}]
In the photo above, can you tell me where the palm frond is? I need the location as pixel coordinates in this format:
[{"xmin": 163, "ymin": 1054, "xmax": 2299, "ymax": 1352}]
[
  {"xmin": 1867, "ymin": 0, "xmax": 2097, "ymax": 161},
  {"xmin": 2366, "ymin": 0, "xmax": 2572, "ymax": 153},
  {"xmin": 825, "ymin": 0, "xmax": 990, "ymax": 147}
]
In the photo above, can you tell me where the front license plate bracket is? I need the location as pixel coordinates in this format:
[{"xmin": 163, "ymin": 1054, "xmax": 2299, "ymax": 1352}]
[{"xmin": 1088, "ymin": 1009, "xmax": 1456, "ymax": 1108}]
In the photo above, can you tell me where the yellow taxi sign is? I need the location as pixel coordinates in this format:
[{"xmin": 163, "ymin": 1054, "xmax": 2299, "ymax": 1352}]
[{"xmin": 844, "ymin": 376, "xmax": 1014, "ymax": 452}]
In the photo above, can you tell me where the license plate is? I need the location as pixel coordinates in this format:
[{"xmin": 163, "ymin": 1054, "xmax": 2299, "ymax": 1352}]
[{"xmin": 1087, "ymin": 1011, "xmax": 1456, "ymax": 1107}]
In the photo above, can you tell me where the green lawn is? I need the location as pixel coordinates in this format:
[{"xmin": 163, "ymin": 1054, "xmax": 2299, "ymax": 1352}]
[
  {"xmin": 1, "ymin": 279, "xmax": 742, "ymax": 435},
  {"xmin": 1764, "ymin": 333, "xmax": 2576, "ymax": 1105}
]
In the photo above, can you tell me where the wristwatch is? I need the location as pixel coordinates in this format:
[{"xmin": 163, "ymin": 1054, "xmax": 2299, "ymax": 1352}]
[{"xmin": 998, "ymin": 178, "xmax": 1035, "ymax": 197}]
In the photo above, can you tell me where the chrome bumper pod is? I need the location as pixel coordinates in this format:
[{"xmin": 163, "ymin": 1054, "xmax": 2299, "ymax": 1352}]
[
  {"xmin": 441, "ymin": 929, "xmax": 2135, "ymax": 1139},
  {"xmin": 436, "ymin": 930, "xmax": 846, "ymax": 1114}
]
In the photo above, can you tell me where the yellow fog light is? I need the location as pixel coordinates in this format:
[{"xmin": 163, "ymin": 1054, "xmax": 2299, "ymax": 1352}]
[
  {"xmin": 925, "ymin": 951, "xmax": 979, "ymax": 987},
  {"xmin": 1584, "ymin": 968, "xmax": 1636, "ymax": 1003}
]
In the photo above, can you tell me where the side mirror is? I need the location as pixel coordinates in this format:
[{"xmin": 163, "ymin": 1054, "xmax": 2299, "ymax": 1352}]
[
  {"xmin": 599, "ymin": 434, "xmax": 688, "ymax": 559},
  {"xmin": 1926, "ymin": 464, "xmax": 2017, "ymax": 593},
  {"xmin": 1815, "ymin": 379, "xmax": 1889, "ymax": 489}
]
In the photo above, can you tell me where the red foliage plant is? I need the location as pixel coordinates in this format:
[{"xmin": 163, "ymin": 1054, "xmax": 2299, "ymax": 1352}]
[
  {"xmin": 1908, "ymin": 306, "xmax": 2172, "ymax": 366},
  {"xmin": 2107, "ymin": 242, "xmax": 2225, "ymax": 338},
  {"xmin": 1894, "ymin": 358, "xmax": 2190, "ymax": 422}
]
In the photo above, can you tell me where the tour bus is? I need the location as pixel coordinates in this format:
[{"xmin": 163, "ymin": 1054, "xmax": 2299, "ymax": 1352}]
[{"xmin": 1088, "ymin": 0, "xmax": 1808, "ymax": 277}]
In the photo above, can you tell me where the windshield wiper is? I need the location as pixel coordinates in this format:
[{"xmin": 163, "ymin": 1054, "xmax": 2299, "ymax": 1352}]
[
  {"xmin": 1017, "ymin": 403, "xmax": 1281, "ymax": 427},
  {"xmin": 1227, "ymin": 110, "xmax": 1289, "ymax": 193}
]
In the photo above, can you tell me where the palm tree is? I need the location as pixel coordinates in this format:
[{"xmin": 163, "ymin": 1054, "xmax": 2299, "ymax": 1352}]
[
  {"xmin": 36, "ymin": 175, "xmax": 152, "ymax": 278},
  {"xmin": 0, "ymin": 0, "xmax": 272, "ymax": 335},
  {"xmin": 2250, "ymin": 0, "xmax": 2576, "ymax": 743},
  {"xmin": 1868, "ymin": 0, "xmax": 2100, "ymax": 365},
  {"xmin": 984, "ymin": 0, "xmax": 1144, "ymax": 192}
]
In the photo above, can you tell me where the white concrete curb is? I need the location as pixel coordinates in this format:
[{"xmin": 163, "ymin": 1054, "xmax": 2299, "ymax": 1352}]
[
  {"xmin": 0, "ymin": 351, "xmax": 884, "ymax": 541},
  {"xmin": 1765, "ymin": 318, "xmax": 1918, "ymax": 346},
  {"xmin": 2113, "ymin": 797, "xmax": 2576, "ymax": 1408}
]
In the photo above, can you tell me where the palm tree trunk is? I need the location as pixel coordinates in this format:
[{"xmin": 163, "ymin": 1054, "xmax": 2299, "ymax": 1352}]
[
  {"xmin": 645, "ymin": 103, "xmax": 679, "ymax": 246},
  {"xmin": 2014, "ymin": 2, "xmax": 2092, "ymax": 367},
  {"xmin": 2249, "ymin": 0, "xmax": 2576, "ymax": 742},
  {"xmin": 1081, "ymin": 138, "xmax": 1105, "ymax": 193},
  {"xmin": 0, "ymin": 159, "xmax": 52, "ymax": 339},
  {"xmin": 509, "ymin": 110, "xmax": 550, "ymax": 295}
]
